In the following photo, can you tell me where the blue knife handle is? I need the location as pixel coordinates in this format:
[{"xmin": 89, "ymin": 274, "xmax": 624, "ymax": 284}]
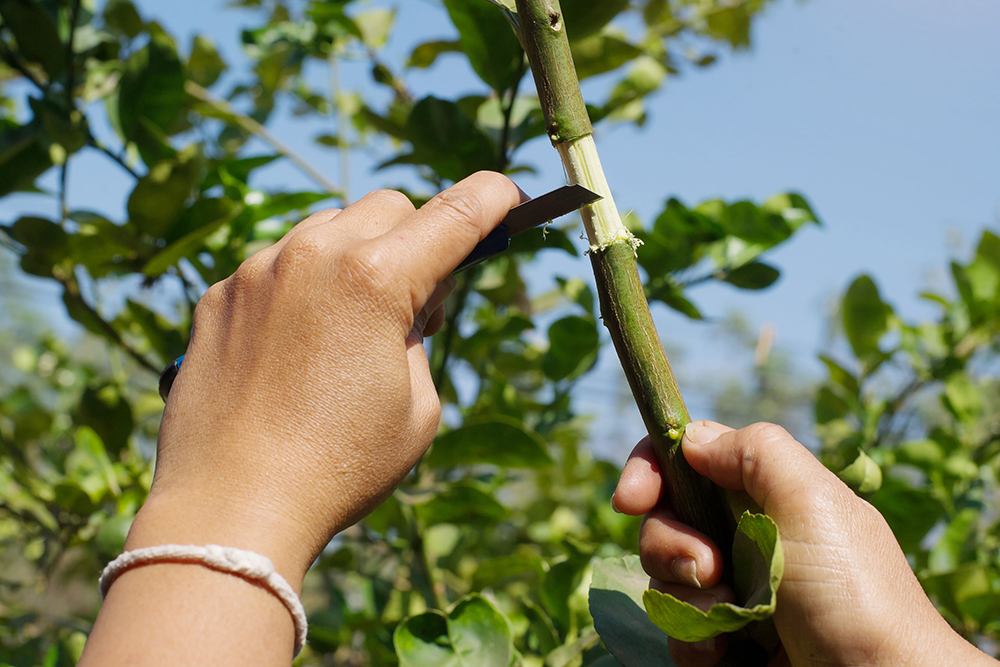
[
  {"xmin": 453, "ymin": 224, "xmax": 510, "ymax": 273},
  {"xmin": 157, "ymin": 226, "xmax": 511, "ymax": 402},
  {"xmin": 158, "ymin": 355, "xmax": 184, "ymax": 402}
]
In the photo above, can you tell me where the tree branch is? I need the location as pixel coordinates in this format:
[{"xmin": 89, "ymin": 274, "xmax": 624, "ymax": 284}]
[
  {"xmin": 0, "ymin": 42, "xmax": 47, "ymax": 92},
  {"xmin": 86, "ymin": 137, "xmax": 141, "ymax": 179},
  {"xmin": 185, "ymin": 81, "xmax": 341, "ymax": 196},
  {"xmin": 515, "ymin": 0, "xmax": 737, "ymax": 583},
  {"xmin": 497, "ymin": 55, "xmax": 527, "ymax": 172},
  {"xmin": 57, "ymin": 276, "xmax": 160, "ymax": 375}
]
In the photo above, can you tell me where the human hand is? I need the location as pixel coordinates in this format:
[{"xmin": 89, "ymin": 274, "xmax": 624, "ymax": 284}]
[
  {"xmin": 613, "ymin": 421, "xmax": 993, "ymax": 667},
  {"xmin": 125, "ymin": 171, "xmax": 525, "ymax": 589}
]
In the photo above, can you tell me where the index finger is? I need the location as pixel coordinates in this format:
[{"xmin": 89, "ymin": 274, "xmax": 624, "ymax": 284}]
[{"xmin": 375, "ymin": 171, "xmax": 526, "ymax": 301}]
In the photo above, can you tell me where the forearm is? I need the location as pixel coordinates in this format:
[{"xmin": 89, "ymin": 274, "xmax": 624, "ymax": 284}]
[
  {"xmin": 80, "ymin": 560, "xmax": 297, "ymax": 666},
  {"xmin": 79, "ymin": 490, "xmax": 309, "ymax": 666}
]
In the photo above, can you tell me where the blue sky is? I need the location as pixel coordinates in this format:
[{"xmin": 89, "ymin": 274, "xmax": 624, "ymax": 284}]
[{"xmin": 3, "ymin": 0, "xmax": 999, "ymax": 456}]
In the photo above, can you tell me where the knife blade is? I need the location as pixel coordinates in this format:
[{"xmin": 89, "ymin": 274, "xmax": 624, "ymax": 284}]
[{"xmin": 453, "ymin": 184, "xmax": 602, "ymax": 273}]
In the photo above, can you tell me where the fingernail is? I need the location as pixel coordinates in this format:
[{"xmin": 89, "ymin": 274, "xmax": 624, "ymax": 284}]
[
  {"xmin": 671, "ymin": 556, "xmax": 701, "ymax": 588},
  {"xmin": 610, "ymin": 493, "xmax": 622, "ymax": 514},
  {"xmin": 688, "ymin": 592, "xmax": 717, "ymax": 613},
  {"xmin": 691, "ymin": 637, "xmax": 721, "ymax": 653},
  {"xmin": 684, "ymin": 422, "xmax": 725, "ymax": 446}
]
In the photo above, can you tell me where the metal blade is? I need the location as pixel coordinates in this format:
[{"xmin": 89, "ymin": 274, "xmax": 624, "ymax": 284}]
[{"xmin": 502, "ymin": 184, "xmax": 602, "ymax": 237}]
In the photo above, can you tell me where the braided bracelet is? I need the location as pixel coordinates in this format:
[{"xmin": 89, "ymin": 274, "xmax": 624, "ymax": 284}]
[{"xmin": 99, "ymin": 544, "xmax": 308, "ymax": 656}]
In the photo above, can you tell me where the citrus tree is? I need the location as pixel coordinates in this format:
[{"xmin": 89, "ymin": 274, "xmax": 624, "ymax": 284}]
[{"xmin": 2, "ymin": 0, "xmax": 994, "ymax": 665}]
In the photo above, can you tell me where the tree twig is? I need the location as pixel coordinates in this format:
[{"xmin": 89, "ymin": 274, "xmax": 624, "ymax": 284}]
[
  {"xmin": 86, "ymin": 137, "xmax": 141, "ymax": 179},
  {"xmin": 185, "ymin": 81, "xmax": 341, "ymax": 196},
  {"xmin": 0, "ymin": 42, "xmax": 47, "ymax": 92},
  {"xmin": 57, "ymin": 276, "xmax": 160, "ymax": 374},
  {"xmin": 497, "ymin": 55, "xmax": 527, "ymax": 172},
  {"xmin": 328, "ymin": 52, "xmax": 351, "ymax": 204}
]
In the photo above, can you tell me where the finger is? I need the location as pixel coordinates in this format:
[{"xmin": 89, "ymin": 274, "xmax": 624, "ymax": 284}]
[
  {"xmin": 328, "ymin": 189, "xmax": 416, "ymax": 239},
  {"xmin": 406, "ymin": 278, "xmax": 457, "ymax": 347},
  {"xmin": 423, "ymin": 306, "xmax": 446, "ymax": 337},
  {"xmin": 639, "ymin": 508, "xmax": 725, "ymax": 589},
  {"xmin": 680, "ymin": 421, "xmax": 844, "ymax": 516},
  {"xmin": 651, "ymin": 579, "xmax": 735, "ymax": 667},
  {"xmin": 374, "ymin": 171, "xmax": 526, "ymax": 304},
  {"xmin": 668, "ymin": 635, "xmax": 727, "ymax": 667},
  {"xmin": 613, "ymin": 436, "xmax": 662, "ymax": 516}
]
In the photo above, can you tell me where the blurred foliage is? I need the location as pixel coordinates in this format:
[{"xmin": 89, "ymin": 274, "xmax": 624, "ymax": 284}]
[
  {"xmin": 815, "ymin": 231, "xmax": 1000, "ymax": 650},
  {"xmin": 0, "ymin": 0, "xmax": 993, "ymax": 665}
]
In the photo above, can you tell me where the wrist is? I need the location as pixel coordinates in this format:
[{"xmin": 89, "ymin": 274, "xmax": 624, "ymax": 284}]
[{"xmin": 124, "ymin": 487, "xmax": 316, "ymax": 593}]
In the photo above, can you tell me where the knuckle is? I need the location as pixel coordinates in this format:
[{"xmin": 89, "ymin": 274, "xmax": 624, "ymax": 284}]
[
  {"xmin": 467, "ymin": 170, "xmax": 514, "ymax": 192},
  {"xmin": 299, "ymin": 207, "xmax": 342, "ymax": 226},
  {"xmin": 427, "ymin": 187, "xmax": 488, "ymax": 239},
  {"xmin": 746, "ymin": 421, "xmax": 791, "ymax": 445},
  {"xmin": 368, "ymin": 189, "xmax": 415, "ymax": 212},
  {"xmin": 192, "ymin": 283, "xmax": 225, "ymax": 326},
  {"xmin": 273, "ymin": 231, "xmax": 329, "ymax": 276}
]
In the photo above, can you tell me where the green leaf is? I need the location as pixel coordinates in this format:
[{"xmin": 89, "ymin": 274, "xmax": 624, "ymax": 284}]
[
  {"xmin": 127, "ymin": 148, "xmax": 201, "ymax": 238},
  {"xmin": 96, "ymin": 513, "xmax": 133, "ymax": 557},
  {"xmin": 414, "ymin": 482, "xmax": 509, "ymax": 525},
  {"xmin": 704, "ymin": 4, "xmax": 753, "ymax": 50},
  {"xmin": 253, "ymin": 191, "xmax": 331, "ymax": 221},
  {"xmin": 842, "ymin": 275, "xmax": 892, "ymax": 359},
  {"xmin": 473, "ymin": 552, "xmax": 546, "ymax": 590},
  {"xmin": 189, "ymin": 35, "xmax": 227, "ymax": 88},
  {"xmin": 381, "ymin": 96, "xmax": 496, "ymax": 183},
  {"xmin": 867, "ymin": 477, "xmax": 943, "ymax": 553},
  {"xmin": 0, "ymin": 0, "xmax": 66, "ymax": 79},
  {"xmin": 72, "ymin": 385, "xmax": 134, "ymax": 458},
  {"xmin": 589, "ymin": 555, "xmax": 676, "ymax": 667},
  {"xmin": 69, "ymin": 212, "xmax": 139, "ymax": 278},
  {"xmin": 542, "ymin": 554, "xmax": 590, "ymax": 631},
  {"xmin": 443, "ymin": 0, "xmax": 523, "ymax": 94},
  {"xmin": 394, "ymin": 594, "xmax": 513, "ymax": 667},
  {"xmin": 571, "ymin": 33, "xmax": 642, "ymax": 80},
  {"xmin": 721, "ymin": 262, "xmax": 780, "ymax": 290},
  {"xmin": 425, "ymin": 416, "xmax": 552, "ymax": 470},
  {"xmin": 355, "ymin": 8, "xmax": 395, "ymax": 48},
  {"xmin": 5, "ymin": 216, "xmax": 69, "ymax": 277},
  {"xmin": 118, "ymin": 30, "xmax": 185, "ymax": 164},
  {"xmin": 603, "ymin": 57, "xmax": 667, "ymax": 119},
  {"xmin": 943, "ymin": 373, "xmax": 982, "ymax": 424},
  {"xmin": 836, "ymin": 450, "xmax": 882, "ymax": 494},
  {"xmin": 543, "ymin": 316, "xmax": 600, "ymax": 381},
  {"xmin": 560, "ymin": 0, "xmax": 630, "ymax": 42},
  {"xmin": 0, "ymin": 124, "xmax": 54, "ymax": 198},
  {"xmin": 143, "ymin": 199, "xmax": 238, "ymax": 275},
  {"xmin": 116, "ymin": 299, "xmax": 186, "ymax": 363},
  {"xmin": 818, "ymin": 354, "xmax": 860, "ymax": 399},
  {"xmin": 928, "ymin": 508, "xmax": 978, "ymax": 574},
  {"xmin": 643, "ymin": 512, "xmax": 782, "ymax": 642},
  {"xmin": 103, "ymin": 0, "xmax": 144, "ymax": 38},
  {"xmin": 407, "ymin": 40, "xmax": 462, "ymax": 69}
]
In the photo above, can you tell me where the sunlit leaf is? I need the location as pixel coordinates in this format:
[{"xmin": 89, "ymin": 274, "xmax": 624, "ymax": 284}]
[
  {"xmin": 836, "ymin": 450, "xmax": 882, "ymax": 495},
  {"xmin": 589, "ymin": 555, "xmax": 676, "ymax": 667},
  {"xmin": 841, "ymin": 275, "xmax": 892, "ymax": 359},
  {"xmin": 426, "ymin": 416, "xmax": 552, "ymax": 469},
  {"xmin": 395, "ymin": 595, "xmax": 513, "ymax": 667},
  {"xmin": 443, "ymin": 0, "xmax": 523, "ymax": 94}
]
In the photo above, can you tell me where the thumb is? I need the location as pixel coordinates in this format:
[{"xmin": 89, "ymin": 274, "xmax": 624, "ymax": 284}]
[{"xmin": 681, "ymin": 421, "xmax": 847, "ymax": 519}]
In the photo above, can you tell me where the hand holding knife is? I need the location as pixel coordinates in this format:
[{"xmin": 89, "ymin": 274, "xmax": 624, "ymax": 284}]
[{"xmin": 158, "ymin": 184, "xmax": 602, "ymax": 401}]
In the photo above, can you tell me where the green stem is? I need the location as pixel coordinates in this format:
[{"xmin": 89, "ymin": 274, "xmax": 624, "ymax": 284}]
[
  {"xmin": 328, "ymin": 51, "xmax": 352, "ymax": 204},
  {"xmin": 514, "ymin": 0, "xmax": 737, "ymax": 568}
]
